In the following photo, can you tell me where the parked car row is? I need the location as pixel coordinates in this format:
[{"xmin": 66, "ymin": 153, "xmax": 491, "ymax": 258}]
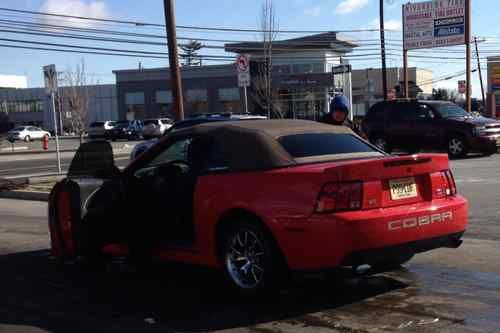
[{"xmin": 87, "ymin": 118, "xmax": 173, "ymax": 141}]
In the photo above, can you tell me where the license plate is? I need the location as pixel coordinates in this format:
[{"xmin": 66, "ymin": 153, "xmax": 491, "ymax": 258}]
[{"xmin": 389, "ymin": 177, "xmax": 418, "ymax": 200}]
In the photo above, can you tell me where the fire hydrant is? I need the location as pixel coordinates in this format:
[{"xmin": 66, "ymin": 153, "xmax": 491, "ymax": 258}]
[{"xmin": 42, "ymin": 135, "xmax": 49, "ymax": 150}]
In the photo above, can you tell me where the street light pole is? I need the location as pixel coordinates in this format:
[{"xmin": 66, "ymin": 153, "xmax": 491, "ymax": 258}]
[
  {"xmin": 379, "ymin": 0, "xmax": 388, "ymax": 100},
  {"xmin": 163, "ymin": 0, "xmax": 184, "ymax": 121}
]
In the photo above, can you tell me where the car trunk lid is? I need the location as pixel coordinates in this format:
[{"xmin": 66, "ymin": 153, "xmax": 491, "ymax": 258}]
[{"xmin": 322, "ymin": 154, "xmax": 450, "ymax": 209}]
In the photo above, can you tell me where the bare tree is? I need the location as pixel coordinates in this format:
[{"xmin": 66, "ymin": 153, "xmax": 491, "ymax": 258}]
[
  {"xmin": 180, "ymin": 40, "xmax": 203, "ymax": 67},
  {"xmin": 61, "ymin": 59, "xmax": 90, "ymax": 143},
  {"xmin": 252, "ymin": 0, "xmax": 283, "ymax": 118}
]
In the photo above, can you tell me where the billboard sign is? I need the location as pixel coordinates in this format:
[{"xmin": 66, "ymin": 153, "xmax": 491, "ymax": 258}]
[
  {"xmin": 491, "ymin": 63, "xmax": 500, "ymax": 91},
  {"xmin": 403, "ymin": 0, "xmax": 466, "ymax": 50}
]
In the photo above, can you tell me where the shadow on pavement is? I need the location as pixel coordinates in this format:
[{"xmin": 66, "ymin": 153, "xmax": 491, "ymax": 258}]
[{"xmin": 0, "ymin": 250, "xmax": 408, "ymax": 333}]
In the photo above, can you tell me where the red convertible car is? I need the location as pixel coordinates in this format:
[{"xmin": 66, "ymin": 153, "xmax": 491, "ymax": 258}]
[{"xmin": 48, "ymin": 120, "xmax": 467, "ymax": 293}]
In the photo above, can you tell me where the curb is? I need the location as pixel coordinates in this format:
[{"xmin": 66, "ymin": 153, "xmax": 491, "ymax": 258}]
[
  {"xmin": 0, "ymin": 149, "xmax": 76, "ymax": 156},
  {"xmin": 0, "ymin": 190, "xmax": 49, "ymax": 202}
]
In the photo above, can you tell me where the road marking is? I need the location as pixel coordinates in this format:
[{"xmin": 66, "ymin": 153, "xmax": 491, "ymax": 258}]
[{"xmin": 0, "ymin": 156, "xmax": 129, "ymax": 174}]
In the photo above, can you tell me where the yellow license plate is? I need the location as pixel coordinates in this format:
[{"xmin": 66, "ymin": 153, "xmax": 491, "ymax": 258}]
[{"xmin": 389, "ymin": 177, "xmax": 418, "ymax": 200}]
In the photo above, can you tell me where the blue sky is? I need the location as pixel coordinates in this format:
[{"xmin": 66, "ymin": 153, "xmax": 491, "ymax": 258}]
[{"xmin": 0, "ymin": 0, "xmax": 498, "ymax": 97}]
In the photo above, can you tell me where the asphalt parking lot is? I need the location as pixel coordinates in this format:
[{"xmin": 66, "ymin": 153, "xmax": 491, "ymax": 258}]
[{"xmin": 0, "ymin": 153, "xmax": 499, "ymax": 332}]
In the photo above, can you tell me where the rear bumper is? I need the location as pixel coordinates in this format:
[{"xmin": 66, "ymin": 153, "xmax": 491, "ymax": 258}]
[
  {"xmin": 274, "ymin": 195, "xmax": 468, "ymax": 270},
  {"xmin": 340, "ymin": 231, "xmax": 464, "ymax": 267},
  {"xmin": 468, "ymin": 136, "xmax": 499, "ymax": 152}
]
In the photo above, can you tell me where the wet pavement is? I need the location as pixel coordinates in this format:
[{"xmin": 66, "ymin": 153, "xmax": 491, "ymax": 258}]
[{"xmin": 0, "ymin": 154, "xmax": 499, "ymax": 332}]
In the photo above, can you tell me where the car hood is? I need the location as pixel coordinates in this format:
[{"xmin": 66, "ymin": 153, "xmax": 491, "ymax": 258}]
[{"xmin": 447, "ymin": 116, "xmax": 500, "ymax": 127}]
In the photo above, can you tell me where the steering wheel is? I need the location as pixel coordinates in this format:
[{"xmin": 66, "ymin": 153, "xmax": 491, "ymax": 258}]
[{"xmin": 163, "ymin": 159, "xmax": 190, "ymax": 173}]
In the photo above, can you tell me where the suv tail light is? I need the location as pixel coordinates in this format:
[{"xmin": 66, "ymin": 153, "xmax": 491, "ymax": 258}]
[
  {"xmin": 443, "ymin": 170, "xmax": 457, "ymax": 196},
  {"xmin": 315, "ymin": 181, "xmax": 363, "ymax": 213}
]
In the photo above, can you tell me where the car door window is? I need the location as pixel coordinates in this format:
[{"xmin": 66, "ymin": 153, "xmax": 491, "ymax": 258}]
[
  {"xmin": 415, "ymin": 104, "xmax": 434, "ymax": 120},
  {"xmin": 203, "ymin": 139, "xmax": 229, "ymax": 172},
  {"xmin": 134, "ymin": 137, "xmax": 193, "ymax": 178}
]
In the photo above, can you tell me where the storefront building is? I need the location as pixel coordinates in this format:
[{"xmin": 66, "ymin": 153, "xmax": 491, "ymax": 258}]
[{"xmin": 114, "ymin": 32, "xmax": 358, "ymax": 121}]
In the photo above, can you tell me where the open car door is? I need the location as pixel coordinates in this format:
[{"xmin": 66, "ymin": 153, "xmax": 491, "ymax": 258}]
[{"xmin": 48, "ymin": 141, "xmax": 122, "ymax": 260}]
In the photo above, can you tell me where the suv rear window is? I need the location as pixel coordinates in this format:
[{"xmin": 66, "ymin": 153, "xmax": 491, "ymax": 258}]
[{"xmin": 279, "ymin": 133, "xmax": 381, "ymax": 158}]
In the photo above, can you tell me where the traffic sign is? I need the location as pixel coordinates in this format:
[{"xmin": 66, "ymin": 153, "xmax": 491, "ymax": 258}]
[
  {"xmin": 43, "ymin": 64, "xmax": 58, "ymax": 95},
  {"xmin": 237, "ymin": 54, "xmax": 251, "ymax": 87}
]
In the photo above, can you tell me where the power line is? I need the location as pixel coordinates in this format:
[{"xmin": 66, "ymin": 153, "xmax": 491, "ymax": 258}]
[{"xmin": 0, "ymin": 7, "xmax": 393, "ymax": 34}]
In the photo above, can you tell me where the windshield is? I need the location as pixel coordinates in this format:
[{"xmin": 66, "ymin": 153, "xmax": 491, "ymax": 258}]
[
  {"xmin": 144, "ymin": 120, "xmax": 159, "ymax": 126},
  {"xmin": 279, "ymin": 133, "xmax": 382, "ymax": 159},
  {"xmin": 435, "ymin": 104, "xmax": 470, "ymax": 118},
  {"xmin": 89, "ymin": 122, "xmax": 104, "ymax": 128},
  {"xmin": 115, "ymin": 121, "xmax": 130, "ymax": 128}
]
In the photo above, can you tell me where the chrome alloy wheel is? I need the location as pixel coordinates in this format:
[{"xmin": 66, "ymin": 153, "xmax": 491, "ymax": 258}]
[
  {"xmin": 225, "ymin": 230, "xmax": 266, "ymax": 289},
  {"xmin": 449, "ymin": 137, "xmax": 464, "ymax": 156}
]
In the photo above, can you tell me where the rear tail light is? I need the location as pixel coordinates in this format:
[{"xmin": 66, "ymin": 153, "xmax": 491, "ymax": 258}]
[
  {"xmin": 315, "ymin": 181, "xmax": 363, "ymax": 213},
  {"xmin": 57, "ymin": 190, "xmax": 75, "ymax": 254},
  {"xmin": 443, "ymin": 170, "xmax": 457, "ymax": 196}
]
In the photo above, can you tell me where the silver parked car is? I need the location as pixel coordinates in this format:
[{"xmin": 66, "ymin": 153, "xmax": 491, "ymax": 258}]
[
  {"xmin": 130, "ymin": 114, "xmax": 267, "ymax": 160},
  {"xmin": 142, "ymin": 118, "xmax": 173, "ymax": 140},
  {"xmin": 7, "ymin": 126, "xmax": 51, "ymax": 142}
]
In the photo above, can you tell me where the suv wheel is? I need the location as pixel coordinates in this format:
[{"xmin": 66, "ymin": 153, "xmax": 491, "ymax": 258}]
[
  {"xmin": 448, "ymin": 135, "xmax": 468, "ymax": 158},
  {"xmin": 372, "ymin": 136, "xmax": 391, "ymax": 153}
]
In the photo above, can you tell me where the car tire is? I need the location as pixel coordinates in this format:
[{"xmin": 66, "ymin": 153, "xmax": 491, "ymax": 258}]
[
  {"xmin": 24, "ymin": 135, "xmax": 31, "ymax": 142},
  {"xmin": 448, "ymin": 134, "xmax": 468, "ymax": 158},
  {"xmin": 221, "ymin": 220, "xmax": 287, "ymax": 295},
  {"xmin": 371, "ymin": 135, "xmax": 392, "ymax": 153}
]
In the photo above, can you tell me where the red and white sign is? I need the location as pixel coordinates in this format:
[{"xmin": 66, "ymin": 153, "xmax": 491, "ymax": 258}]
[
  {"xmin": 458, "ymin": 80, "xmax": 466, "ymax": 94},
  {"xmin": 403, "ymin": 0, "xmax": 466, "ymax": 50},
  {"xmin": 236, "ymin": 54, "xmax": 251, "ymax": 87}
]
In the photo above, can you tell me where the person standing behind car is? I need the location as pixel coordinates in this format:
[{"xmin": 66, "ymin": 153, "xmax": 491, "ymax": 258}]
[{"xmin": 320, "ymin": 95, "xmax": 352, "ymax": 128}]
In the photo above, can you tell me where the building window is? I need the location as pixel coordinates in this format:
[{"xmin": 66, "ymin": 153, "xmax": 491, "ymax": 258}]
[
  {"xmin": 156, "ymin": 90, "xmax": 173, "ymax": 118},
  {"xmin": 273, "ymin": 65, "xmax": 291, "ymax": 74},
  {"xmin": 186, "ymin": 89, "xmax": 207, "ymax": 102},
  {"xmin": 125, "ymin": 92, "xmax": 145, "ymax": 120},
  {"xmin": 293, "ymin": 64, "xmax": 313, "ymax": 74},
  {"xmin": 156, "ymin": 90, "xmax": 172, "ymax": 104},
  {"xmin": 186, "ymin": 89, "xmax": 208, "ymax": 115},
  {"xmin": 5, "ymin": 100, "xmax": 43, "ymax": 113},
  {"xmin": 218, "ymin": 88, "xmax": 240, "ymax": 102},
  {"xmin": 218, "ymin": 88, "xmax": 241, "ymax": 113}
]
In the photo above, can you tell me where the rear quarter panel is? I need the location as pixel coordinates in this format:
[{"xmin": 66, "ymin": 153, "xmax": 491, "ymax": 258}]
[{"xmin": 193, "ymin": 167, "xmax": 336, "ymax": 267}]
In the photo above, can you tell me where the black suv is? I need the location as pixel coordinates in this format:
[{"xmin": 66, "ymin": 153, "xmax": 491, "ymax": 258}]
[
  {"xmin": 362, "ymin": 100, "xmax": 500, "ymax": 158},
  {"xmin": 108, "ymin": 120, "xmax": 143, "ymax": 141}
]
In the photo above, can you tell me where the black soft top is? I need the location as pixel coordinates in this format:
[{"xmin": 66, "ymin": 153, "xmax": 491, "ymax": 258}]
[{"xmin": 168, "ymin": 120, "xmax": 358, "ymax": 171}]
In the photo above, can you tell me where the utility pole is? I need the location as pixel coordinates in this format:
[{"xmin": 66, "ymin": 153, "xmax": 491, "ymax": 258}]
[
  {"xmin": 402, "ymin": 5, "xmax": 409, "ymax": 99},
  {"xmin": 163, "ymin": 0, "xmax": 184, "ymax": 121},
  {"xmin": 379, "ymin": 0, "xmax": 388, "ymax": 100},
  {"xmin": 474, "ymin": 37, "xmax": 486, "ymax": 108},
  {"xmin": 465, "ymin": 0, "xmax": 472, "ymax": 113}
]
